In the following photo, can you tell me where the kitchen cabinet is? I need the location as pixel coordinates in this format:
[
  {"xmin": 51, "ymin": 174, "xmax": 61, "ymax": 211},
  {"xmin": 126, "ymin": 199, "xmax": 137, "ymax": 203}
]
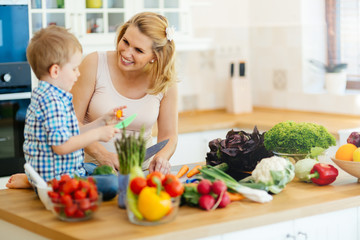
[
  {"xmin": 28, "ymin": 0, "xmax": 211, "ymax": 54},
  {"xmin": 170, "ymin": 129, "xmax": 231, "ymax": 166},
  {"xmin": 198, "ymin": 207, "xmax": 358, "ymax": 240}
]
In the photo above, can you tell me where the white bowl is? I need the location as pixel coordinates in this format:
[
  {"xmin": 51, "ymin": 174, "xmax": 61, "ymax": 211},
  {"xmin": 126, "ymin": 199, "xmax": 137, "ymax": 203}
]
[{"xmin": 331, "ymin": 157, "xmax": 360, "ymax": 181}]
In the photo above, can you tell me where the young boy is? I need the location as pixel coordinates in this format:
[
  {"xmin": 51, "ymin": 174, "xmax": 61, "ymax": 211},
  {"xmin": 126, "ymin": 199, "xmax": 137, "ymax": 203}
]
[{"xmin": 6, "ymin": 25, "xmax": 125, "ymax": 188}]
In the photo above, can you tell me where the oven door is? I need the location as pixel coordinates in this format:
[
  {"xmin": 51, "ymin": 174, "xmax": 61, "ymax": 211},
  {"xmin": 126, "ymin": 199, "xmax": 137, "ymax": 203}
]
[{"xmin": 0, "ymin": 92, "xmax": 30, "ymax": 176}]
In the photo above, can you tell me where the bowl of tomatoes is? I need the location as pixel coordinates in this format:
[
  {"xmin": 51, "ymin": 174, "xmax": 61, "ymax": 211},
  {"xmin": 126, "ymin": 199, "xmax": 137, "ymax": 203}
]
[
  {"xmin": 47, "ymin": 175, "xmax": 101, "ymax": 222},
  {"xmin": 126, "ymin": 172, "xmax": 184, "ymax": 226}
]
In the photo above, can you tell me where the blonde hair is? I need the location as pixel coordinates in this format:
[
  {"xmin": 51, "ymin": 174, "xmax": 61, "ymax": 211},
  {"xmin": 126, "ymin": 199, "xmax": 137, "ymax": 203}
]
[
  {"xmin": 26, "ymin": 25, "xmax": 82, "ymax": 80},
  {"xmin": 116, "ymin": 12, "xmax": 177, "ymax": 95}
]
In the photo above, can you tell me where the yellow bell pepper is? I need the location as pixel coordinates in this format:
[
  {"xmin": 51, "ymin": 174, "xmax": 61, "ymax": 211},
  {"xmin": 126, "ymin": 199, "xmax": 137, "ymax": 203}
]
[{"xmin": 137, "ymin": 186, "xmax": 171, "ymax": 221}]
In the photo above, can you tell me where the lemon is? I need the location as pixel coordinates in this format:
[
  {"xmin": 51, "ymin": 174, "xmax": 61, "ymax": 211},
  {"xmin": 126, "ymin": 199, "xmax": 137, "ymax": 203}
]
[{"xmin": 353, "ymin": 148, "xmax": 360, "ymax": 162}]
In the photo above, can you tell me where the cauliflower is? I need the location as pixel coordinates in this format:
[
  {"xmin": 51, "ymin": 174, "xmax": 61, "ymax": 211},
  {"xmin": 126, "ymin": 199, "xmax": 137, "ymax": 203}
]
[{"xmin": 250, "ymin": 156, "xmax": 295, "ymax": 194}]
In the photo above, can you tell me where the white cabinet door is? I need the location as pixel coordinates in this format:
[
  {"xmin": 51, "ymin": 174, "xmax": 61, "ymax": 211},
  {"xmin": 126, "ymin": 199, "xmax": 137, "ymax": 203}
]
[
  {"xmin": 294, "ymin": 208, "xmax": 358, "ymax": 240},
  {"xmin": 171, "ymin": 129, "xmax": 230, "ymax": 166},
  {"xmin": 221, "ymin": 220, "xmax": 294, "ymax": 240},
  {"xmin": 171, "ymin": 132, "xmax": 207, "ymax": 166}
]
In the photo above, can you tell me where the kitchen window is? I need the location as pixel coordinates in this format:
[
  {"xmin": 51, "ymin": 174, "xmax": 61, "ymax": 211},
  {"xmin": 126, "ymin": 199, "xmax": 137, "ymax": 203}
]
[{"xmin": 330, "ymin": 0, "xmax": 360, "ymax": 88}]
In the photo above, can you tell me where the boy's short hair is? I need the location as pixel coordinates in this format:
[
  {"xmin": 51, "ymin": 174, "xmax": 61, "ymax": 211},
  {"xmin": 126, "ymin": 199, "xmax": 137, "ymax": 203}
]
[{"xmin": 26, "ymin": 25, "xmax": 82, "ymax": 80}]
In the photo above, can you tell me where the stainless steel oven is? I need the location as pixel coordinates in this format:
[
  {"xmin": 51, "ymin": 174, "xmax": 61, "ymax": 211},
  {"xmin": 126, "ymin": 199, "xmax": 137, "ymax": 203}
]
[{"xmin": 0, "ymin": 1, "xmax": 31, "ymax": 176}]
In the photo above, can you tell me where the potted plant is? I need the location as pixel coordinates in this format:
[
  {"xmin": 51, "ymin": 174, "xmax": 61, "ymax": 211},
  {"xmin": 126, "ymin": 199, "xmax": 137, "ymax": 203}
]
[{"xmin": 309, "ymin": 59, "xmax": 348, "ymax": 94}]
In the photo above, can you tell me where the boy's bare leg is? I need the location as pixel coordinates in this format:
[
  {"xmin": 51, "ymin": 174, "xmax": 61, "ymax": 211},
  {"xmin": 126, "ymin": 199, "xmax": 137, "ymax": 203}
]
[{"xmin": 6, "ymin": 173, "xmax": 32, "ymax": 189}]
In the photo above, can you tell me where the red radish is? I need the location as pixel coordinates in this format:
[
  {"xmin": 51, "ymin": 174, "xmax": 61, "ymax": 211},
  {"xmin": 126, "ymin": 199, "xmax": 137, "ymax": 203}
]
[
  {"xmin": 212, "ymin": 180, "xmax": 227, "ymax": 195},
  {"xmin": 217, "ymin": 192, "xmax": 231, "ymax": 208},
  {"xmin": 199, "ymin": 194, "xmax": 215, "ymax": 210},
  {"xmin": 197, "ymin": 179, "xmax": 212, "ymax": 195}
]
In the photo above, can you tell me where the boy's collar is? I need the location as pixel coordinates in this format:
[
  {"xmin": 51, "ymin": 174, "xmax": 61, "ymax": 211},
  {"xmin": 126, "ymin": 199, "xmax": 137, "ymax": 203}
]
[{"xmin": 39, "ymin": 80, "xmax": 73, "ymax": 99}]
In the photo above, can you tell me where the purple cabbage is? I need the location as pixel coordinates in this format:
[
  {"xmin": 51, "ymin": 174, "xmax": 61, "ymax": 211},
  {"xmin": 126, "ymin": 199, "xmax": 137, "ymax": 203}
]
[{"xmin": 206, "ymin": 126, "xmax": 273, "ymax": 180}]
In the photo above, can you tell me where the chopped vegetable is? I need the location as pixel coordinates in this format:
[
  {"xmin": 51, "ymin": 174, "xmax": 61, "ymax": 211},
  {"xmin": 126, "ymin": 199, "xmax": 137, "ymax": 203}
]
[
  {"xmin": 176, "ymin": 165, "xmax": 189, "ymax": 178},
  {"xmin": 187, "ymin": 165, "xmax": 202, "ymax": 178},
  {"xmin": 264, "ymin": 121, "xmax": 336, "ymax": 154},
  {"xmin": 294, "ymin": 158, "xmax": 319, "ymax": 182},
  {"xmin": 116, "ymin": 109, "xmax": 123, "ymax": 119},
  {"xmin": 206, "ymin": 126, "xmax": 273, "ymax": 180},
  {"xmin": 309, "ymin": 163, "xmax": 338, "ymax": 186},
  {"xmin": 199, "ymin": 166, "xmax": 273, "ymax": 203}
]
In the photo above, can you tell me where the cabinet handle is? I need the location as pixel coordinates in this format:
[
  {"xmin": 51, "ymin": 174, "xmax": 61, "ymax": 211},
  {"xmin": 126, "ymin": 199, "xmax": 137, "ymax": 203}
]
[
  {"xmin": 285, "ymin": 234, "xmax": 296, "ymax": 240},
  {"xmin": 296, "ymin": 231, "xmax": 308, "ymax": 240}
]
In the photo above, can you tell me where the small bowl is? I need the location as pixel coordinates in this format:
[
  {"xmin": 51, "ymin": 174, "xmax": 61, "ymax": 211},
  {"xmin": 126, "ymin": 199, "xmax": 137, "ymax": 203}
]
[
  {"xmin": 331, "ymin": 157, "xmax": 360, "ymax": 181},
  {"xmin": 50, "ymin": 193, "xmax": 102, "ymax": 222},
  {"xmin": 126, "ymin": 196, "xmax": 180, "ymax": 226},
  {"xmin": 92, "ymin": 175, "xmax": 119, "ymax": 201}
]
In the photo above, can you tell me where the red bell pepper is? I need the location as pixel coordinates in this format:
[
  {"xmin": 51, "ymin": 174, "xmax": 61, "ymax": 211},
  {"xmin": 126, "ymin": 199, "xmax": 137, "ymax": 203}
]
[{"xmin": 309, "ymin": 163, "xmax": 338, "ymax": 186}]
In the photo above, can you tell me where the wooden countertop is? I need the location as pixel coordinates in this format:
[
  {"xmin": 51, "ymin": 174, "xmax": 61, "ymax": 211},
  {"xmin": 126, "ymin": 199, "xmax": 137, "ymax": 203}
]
[
  {"xmin": 1, "ymin": 171, "xmax": 360, "ymax": 240},
  {"xmin": 176, "ymin": 107, "xmax": 360, "ymax": 138}
]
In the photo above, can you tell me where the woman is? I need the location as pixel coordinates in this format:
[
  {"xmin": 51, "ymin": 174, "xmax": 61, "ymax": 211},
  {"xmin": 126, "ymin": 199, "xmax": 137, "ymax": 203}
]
[{"xmin": 71, "ymin": 12, "xmax": 178, "ymax": 174}]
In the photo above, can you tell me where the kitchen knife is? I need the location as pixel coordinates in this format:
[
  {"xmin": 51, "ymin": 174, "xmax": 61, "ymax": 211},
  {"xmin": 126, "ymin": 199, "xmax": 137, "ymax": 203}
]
[
  {"xmin": 115, "ymin": 113, "xmax": 137, "ymax": 129},
  {"xmin": 145, "ymin": 139, "xmax": 169, "ymax": 160}
]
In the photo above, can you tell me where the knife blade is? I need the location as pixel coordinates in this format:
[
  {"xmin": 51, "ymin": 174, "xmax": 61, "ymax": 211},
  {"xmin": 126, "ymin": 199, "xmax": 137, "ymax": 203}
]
[
  {"xmin": 115, "ymin": 113, "xmax": 137, "ymax": 129},
  {"xmin": 145, "ymin": 139, "xmax": 169, "ymax": 160}
]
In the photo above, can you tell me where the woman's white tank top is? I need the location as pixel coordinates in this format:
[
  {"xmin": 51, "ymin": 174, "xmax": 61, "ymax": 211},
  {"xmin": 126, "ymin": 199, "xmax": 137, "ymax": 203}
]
[{"xmin": 84, "ymin": 51, "xmax": 163, "ymax": 168}]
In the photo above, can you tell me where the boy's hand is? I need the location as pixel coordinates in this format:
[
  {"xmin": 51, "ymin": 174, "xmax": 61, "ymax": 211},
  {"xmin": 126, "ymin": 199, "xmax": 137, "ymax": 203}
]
[
  {"xmin": 103, "ymin": 106, "xmax": 127, "ymax": 125},
  {"xmin": 97, "ymin": 125, "xmax": 120, "ymax": 142}
]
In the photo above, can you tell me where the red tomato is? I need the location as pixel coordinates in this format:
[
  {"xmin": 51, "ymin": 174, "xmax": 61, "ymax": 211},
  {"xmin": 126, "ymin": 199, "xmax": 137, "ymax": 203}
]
[
  {"xmin": 146, "ymin": 171, "xmax": 164, "ymax": 187},
  {"xmin": 129, "ymin": 177, "xmax": 147, "ymax": 195},
  {"xmin": 164, "ymin": 180, "xmax": 184, "ymax": 197},
  {"xmin": 162, "ymin": 174, "xmax": 177, "ymax": 186},
  {"xmin": 74, "ymin": 190, "xmax": 86, "ymax": 200},
  {"xmin": 63, "ymin": 178, "xmax": 79, "ymax": 194}
]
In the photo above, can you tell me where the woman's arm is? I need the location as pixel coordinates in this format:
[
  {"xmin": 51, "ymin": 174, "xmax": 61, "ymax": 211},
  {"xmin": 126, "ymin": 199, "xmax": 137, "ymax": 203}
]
[
  {"xmin": 148, "ymin": 84, "xmax": 178, "ymax": 174},
  {"xmin": 71, "ymin": 52, "xmax": 120, "ymax": 169}
]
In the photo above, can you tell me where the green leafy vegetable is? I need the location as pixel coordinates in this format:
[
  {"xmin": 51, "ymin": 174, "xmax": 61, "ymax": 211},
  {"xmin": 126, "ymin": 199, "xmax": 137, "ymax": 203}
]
[
  {"xmin": 92, "ymin": 165, "xmax": 117, "ymax": 175},
  {"xmin": 264, "ymin": 121, "xmax": 336, "ymax": 154}
]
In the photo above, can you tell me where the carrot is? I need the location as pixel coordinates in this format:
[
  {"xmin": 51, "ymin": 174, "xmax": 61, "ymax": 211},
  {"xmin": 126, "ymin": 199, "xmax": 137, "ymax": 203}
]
[
  {"xmin": 227, "ymin": 191, "xmax": 245, "ymax": 202},
  {"xmin": 176, "ymin": 165, "xmax": 189, "ymax": 178},
  {"xmin": 116, "ymin": 110, "xmax": 123, "ymax": 118},
  {"xmin": 186, "ymin": 165, "xmax": 202, "ymax": 178}
]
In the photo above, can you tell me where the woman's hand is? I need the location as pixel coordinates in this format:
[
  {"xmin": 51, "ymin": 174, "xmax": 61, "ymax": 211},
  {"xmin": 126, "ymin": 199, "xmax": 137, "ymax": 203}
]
[
  {"xmin": 103, "ymin": 106, "xmax": 127, "ymax": 125},
  {"xmin": 148, "ymin": 156, "xmax": 171, "ymax": 175},
  {"xmin": 96, "ymin": 151, "xmax": 120, "ymax": 171}
]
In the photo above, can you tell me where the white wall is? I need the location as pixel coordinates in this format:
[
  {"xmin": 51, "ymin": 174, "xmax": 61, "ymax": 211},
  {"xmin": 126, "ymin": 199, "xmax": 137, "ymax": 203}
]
[{"xmin": 178, "ymin": 0, "xmax": 360, "ymax": 115}]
